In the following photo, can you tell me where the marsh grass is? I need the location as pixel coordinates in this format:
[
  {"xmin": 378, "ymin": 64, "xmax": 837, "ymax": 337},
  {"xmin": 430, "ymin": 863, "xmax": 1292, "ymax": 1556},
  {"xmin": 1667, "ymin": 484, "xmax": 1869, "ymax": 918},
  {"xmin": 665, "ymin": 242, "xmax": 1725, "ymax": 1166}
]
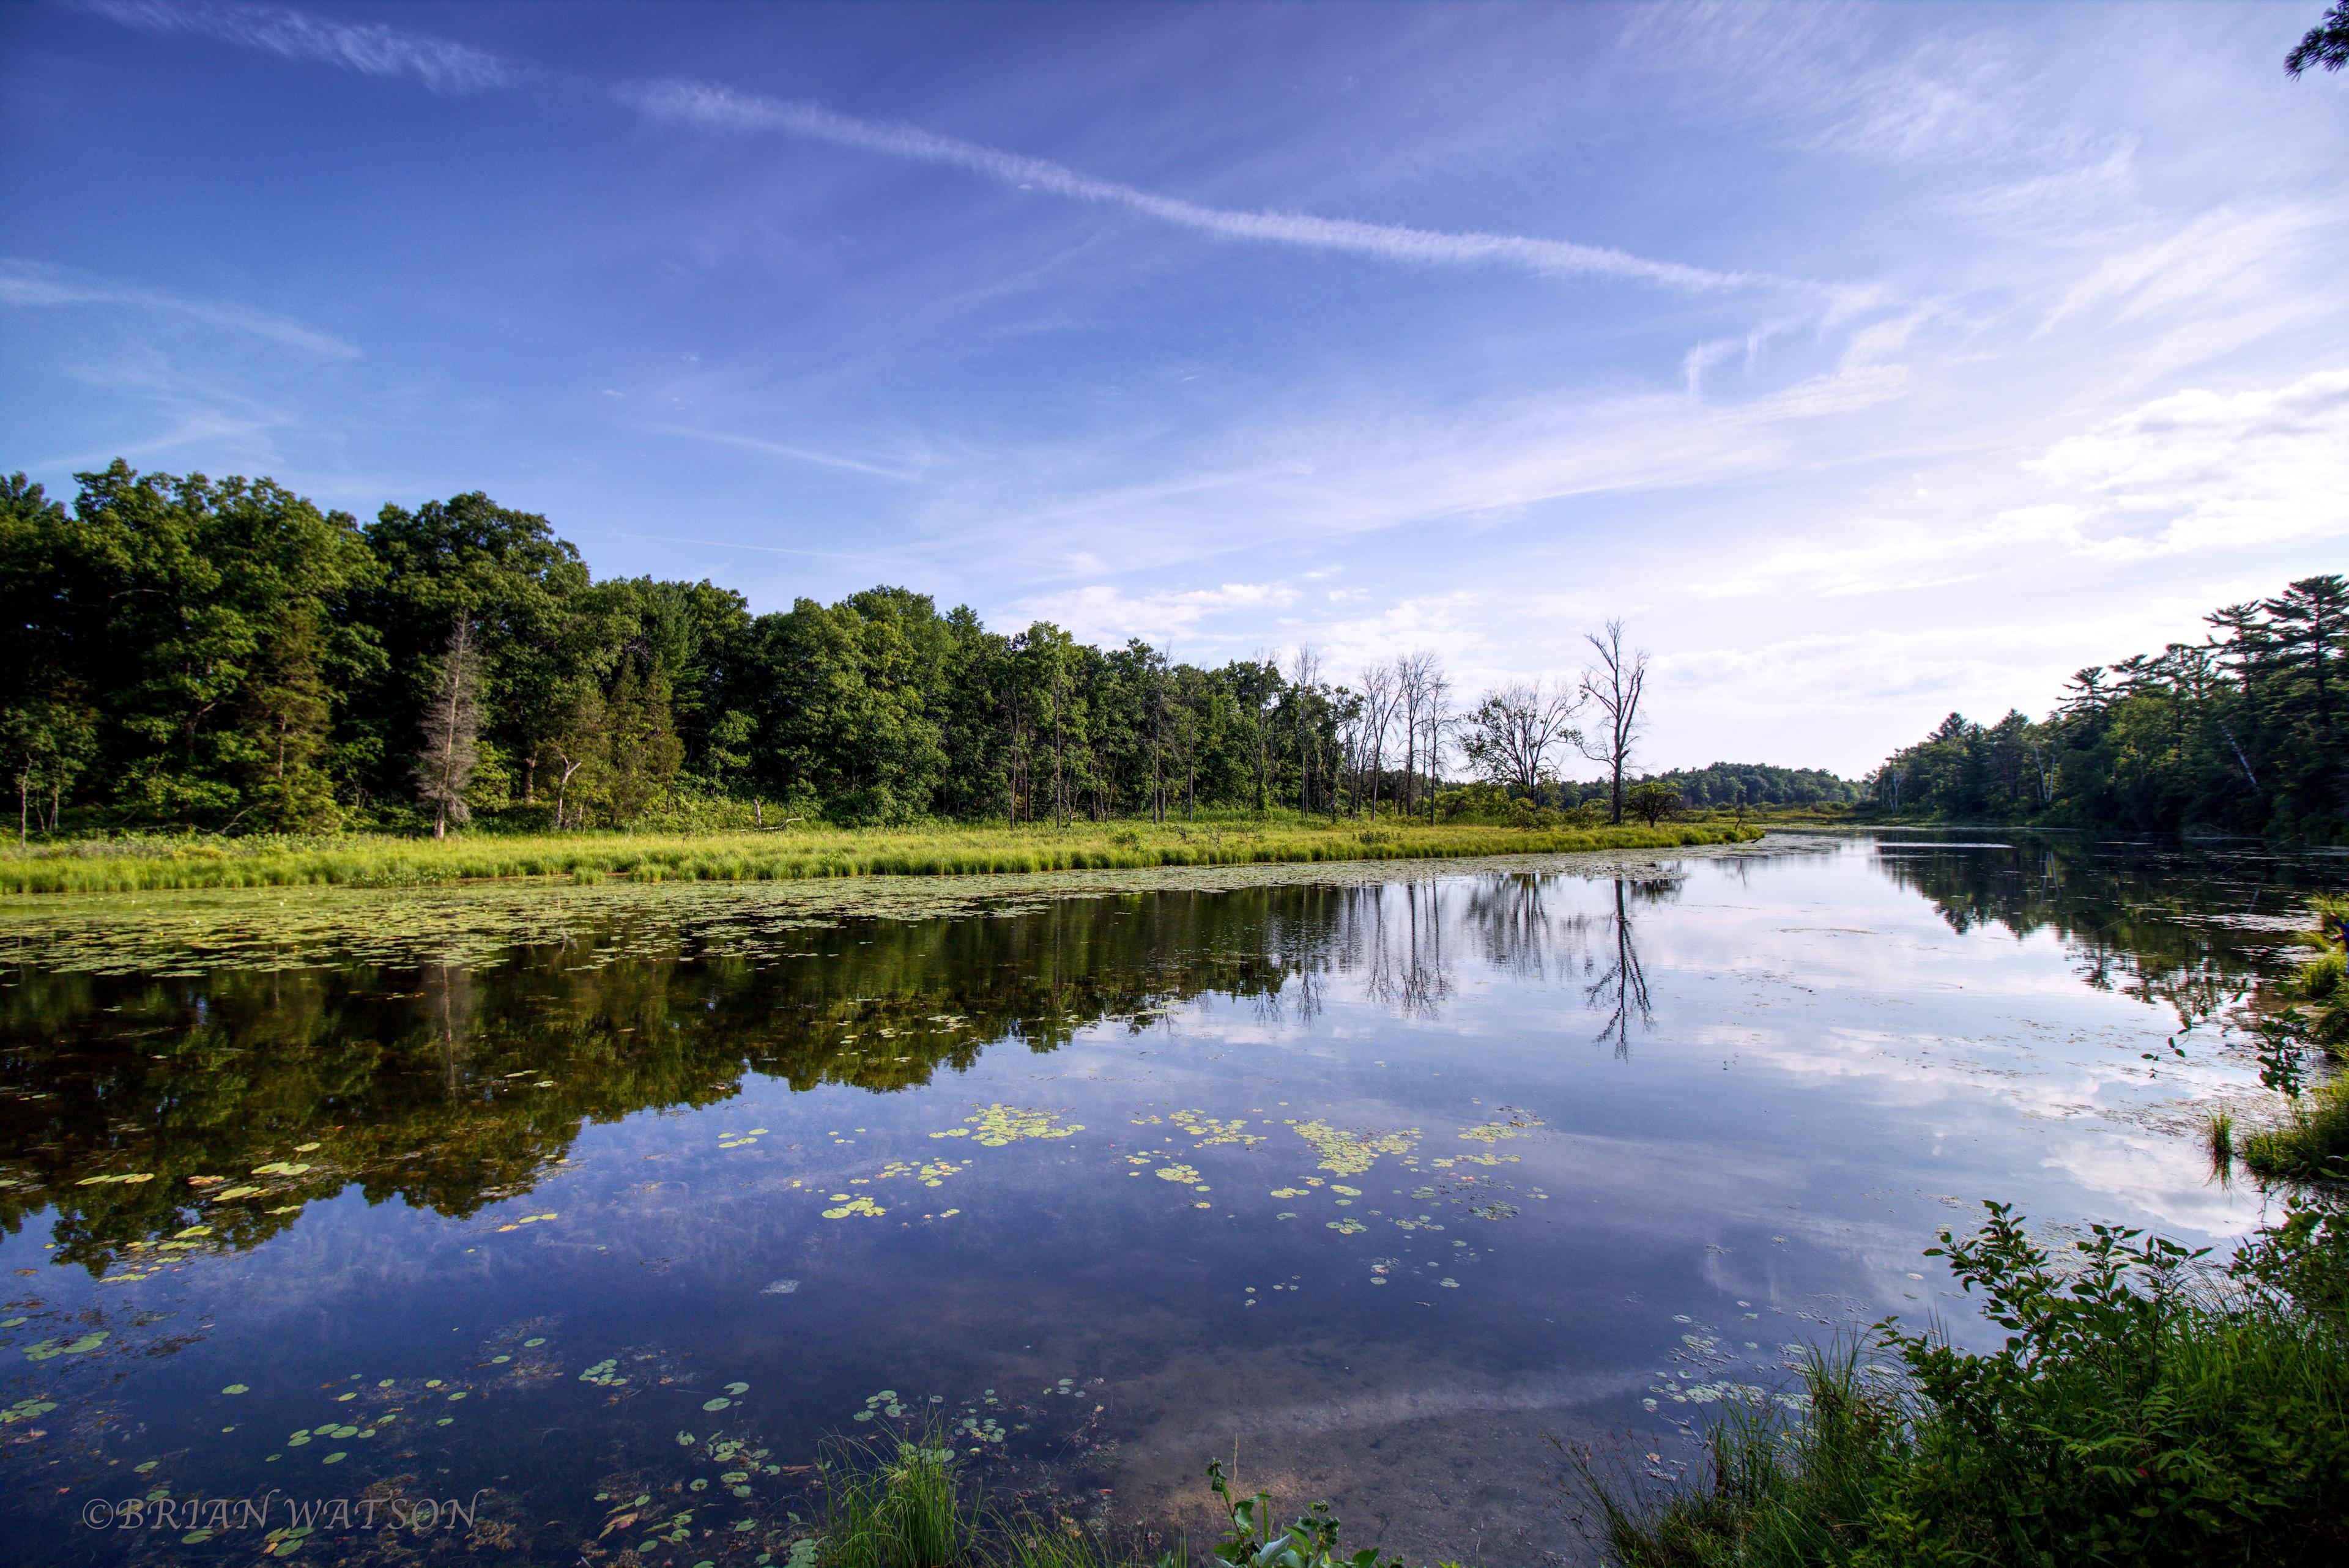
[
  {"xmin": 0, "ymin": 818, "xmax": 1759, "ymax": 895},
  {"xmin": 2240, "ymin": 1076, "xmax": 2349, "ymax": 1183},
  {"xmin": 1579, "ymin": 1203, "xmax": 2349, "ymax": 1567},
  {"xmin": 2205, "ymin": 1108, "xmax": 2236, "ymax": 1182},
  {"xmin": 990, "ymin": 1514, "xmax": 1176, "ymax": 1568},
  {"xmin": 795, "ymin": 1436, "xmax": 1460, "ymax": 1568},
  {"xmin": 812, "ymin": 1430, "xmax": 973, "ymax": 1568},
  {"xmin": 805, "ymin": 1424, "xmax": 1178, "ymax": 1568}
]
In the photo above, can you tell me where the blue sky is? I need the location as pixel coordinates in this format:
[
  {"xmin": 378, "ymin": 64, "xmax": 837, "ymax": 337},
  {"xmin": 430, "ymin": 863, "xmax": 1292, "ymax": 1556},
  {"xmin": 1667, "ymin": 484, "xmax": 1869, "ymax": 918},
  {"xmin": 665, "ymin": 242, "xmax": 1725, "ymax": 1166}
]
[{"xmin": 3, "ymin": 1, "xmax": 2344, "ymax": 776}]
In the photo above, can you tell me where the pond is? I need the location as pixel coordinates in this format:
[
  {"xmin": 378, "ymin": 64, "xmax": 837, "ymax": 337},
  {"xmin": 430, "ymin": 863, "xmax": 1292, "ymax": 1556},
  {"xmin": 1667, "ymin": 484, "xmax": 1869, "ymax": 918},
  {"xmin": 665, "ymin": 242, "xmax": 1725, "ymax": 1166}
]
[{"xmin": 0, "ymin": 830, "xmax": 2337, "ymax": 1566}]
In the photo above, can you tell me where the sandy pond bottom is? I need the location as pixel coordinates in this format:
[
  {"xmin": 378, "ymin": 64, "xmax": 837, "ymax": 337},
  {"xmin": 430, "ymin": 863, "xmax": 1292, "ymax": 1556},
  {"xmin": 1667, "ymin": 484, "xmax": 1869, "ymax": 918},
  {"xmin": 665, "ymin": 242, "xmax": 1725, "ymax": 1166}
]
[{"xmin": 0, "ymin": 832, "xmax": 2335, "ymax": 1566}]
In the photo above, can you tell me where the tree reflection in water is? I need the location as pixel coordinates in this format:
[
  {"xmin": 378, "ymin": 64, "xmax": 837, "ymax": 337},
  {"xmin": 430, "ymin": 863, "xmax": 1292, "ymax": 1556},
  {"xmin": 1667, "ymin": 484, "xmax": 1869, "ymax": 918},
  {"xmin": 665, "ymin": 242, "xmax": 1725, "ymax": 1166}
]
[
  {"xmin": 7, "ymin": 840, "xmax": 2307, "ymax": 1279},
  {"xmin": 1585, "ymin": 878, "xmax": 1677, "ymax": 1056}
]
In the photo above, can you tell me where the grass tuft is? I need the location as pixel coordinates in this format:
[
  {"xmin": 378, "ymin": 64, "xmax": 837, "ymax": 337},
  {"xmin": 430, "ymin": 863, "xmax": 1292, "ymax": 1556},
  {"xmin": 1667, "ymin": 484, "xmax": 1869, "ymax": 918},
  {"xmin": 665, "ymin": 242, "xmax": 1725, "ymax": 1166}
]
[
  {"xmin": 2240, "ymin": 1076, "xmax": 2349, "ymax": 1183},
  {"xmin": 812, "ymin": 1429, "xmax": 972, "ymax": 1568},
  {"xmin": 2205, "ymin": 1108, "xmax": 2236, "ymax": 1183}
]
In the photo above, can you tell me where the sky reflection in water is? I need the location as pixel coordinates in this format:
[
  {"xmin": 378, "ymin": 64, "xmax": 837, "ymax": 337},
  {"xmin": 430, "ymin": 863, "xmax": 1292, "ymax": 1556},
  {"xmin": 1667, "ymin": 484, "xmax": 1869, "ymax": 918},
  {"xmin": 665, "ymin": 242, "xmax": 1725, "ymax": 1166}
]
[{"xmin": 0, "ymin": 832, "xmax": 2334, "ymax": 1564}]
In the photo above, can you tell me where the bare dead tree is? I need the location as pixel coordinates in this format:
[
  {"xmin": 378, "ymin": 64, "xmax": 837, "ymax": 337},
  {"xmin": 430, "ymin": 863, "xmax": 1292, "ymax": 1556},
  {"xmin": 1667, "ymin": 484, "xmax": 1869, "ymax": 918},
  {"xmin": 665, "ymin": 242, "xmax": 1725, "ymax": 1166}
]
[
  {"xmin": 1289, "ymin": 645, "xmax": 1321, "ymax": 815},
  {"xmin": 414, "ymin": 616, "xmax": 483, "ymax": 840},
  {"xmin": 1420, "ymin": 659, "xmax": 1452, "ymax": 821},
  {"xmin": 1356, "ymin": 664, "xmax": 1397, "ymax": 818},
  {"xmin": 1462, "ymin": 678, "xmax": 1580, "ymax": 797},
  {"xmin": 1395, "ymin": 650, "xmax": 1442, "ymax": 819},
  {"xmin": 1578, "ymin": 619, "xmax": 1648, "ymax": 824}
]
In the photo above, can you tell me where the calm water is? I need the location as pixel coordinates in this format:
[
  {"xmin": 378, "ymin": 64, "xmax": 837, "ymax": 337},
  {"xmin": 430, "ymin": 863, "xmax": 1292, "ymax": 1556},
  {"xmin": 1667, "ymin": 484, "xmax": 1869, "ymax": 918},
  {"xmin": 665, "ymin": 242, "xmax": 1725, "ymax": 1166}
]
[{"xmin": 1, "ymin": 831, "xmax": 2338, "ymax": 1566}]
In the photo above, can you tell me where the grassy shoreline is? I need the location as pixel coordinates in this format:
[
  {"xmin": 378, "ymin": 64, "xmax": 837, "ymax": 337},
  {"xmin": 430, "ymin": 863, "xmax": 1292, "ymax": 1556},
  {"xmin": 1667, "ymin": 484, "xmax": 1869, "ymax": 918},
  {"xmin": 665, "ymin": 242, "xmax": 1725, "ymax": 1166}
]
[{"xmin": 0, "ymin": 818, "xmax": 1762, "ymax": 895}]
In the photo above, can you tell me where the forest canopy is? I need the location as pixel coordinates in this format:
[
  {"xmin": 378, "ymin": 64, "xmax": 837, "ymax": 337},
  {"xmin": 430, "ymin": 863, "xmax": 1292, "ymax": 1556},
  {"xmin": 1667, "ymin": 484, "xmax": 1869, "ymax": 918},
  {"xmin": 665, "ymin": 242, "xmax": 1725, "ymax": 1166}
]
[
  {"xmin": 1868, "ymin": 575, "xmax": 2347, "ymax": 840},
  {"xmin": 1, "ymin": 462, "xmax": 1646, "ymax": 837}
]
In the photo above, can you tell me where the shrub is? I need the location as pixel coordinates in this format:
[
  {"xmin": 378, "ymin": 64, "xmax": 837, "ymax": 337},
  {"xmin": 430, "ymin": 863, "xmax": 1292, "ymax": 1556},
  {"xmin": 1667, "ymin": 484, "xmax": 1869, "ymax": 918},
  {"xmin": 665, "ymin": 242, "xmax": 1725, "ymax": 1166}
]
[{"xmin": 1584, "ymin": 1201, "xmax": 2349, "ymax": 1566}]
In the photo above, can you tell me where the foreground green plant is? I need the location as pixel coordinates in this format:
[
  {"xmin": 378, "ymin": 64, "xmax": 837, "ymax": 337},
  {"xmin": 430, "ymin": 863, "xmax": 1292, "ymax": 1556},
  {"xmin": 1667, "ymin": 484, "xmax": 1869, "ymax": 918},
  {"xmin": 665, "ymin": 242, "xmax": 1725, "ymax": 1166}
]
[
  {"xmin": 2223, "ymin": 899, "xmax": 2349, "ymax": 1182},
  {"xmin": 2285, "ymin": 895, "xmax": 2349, "ymax": 1052},
  {"xmin": 1205, "ymin": 1458, "xmax": 1427, "ymax": 1568},
  {"xmin": 2239, "ymin": 1076, "xmax": 2349, "ymax": 1183},
  {"xmin": 793, "ymin": 1440, "xmax": 1472, "ymax": 1568},
  {"xmin": 809, "ymin": 1432, "xmax": 974, "ymax": 1568},
  {"xmin": 1584, "ymin": 1200, "xmax": 2349, "ymax": 1567}
]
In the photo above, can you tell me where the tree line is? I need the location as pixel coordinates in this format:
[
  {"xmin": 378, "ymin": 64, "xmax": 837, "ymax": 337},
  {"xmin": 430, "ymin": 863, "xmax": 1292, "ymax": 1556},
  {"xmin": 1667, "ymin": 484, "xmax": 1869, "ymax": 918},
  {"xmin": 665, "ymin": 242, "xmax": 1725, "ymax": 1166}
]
[
  {"xmin": 1868, "ymin": 575, "xmax": 2347, "ymax": 838},
  {"xmin": 3, "ymin": 462, "xmax": 1666, "ymax": 839}
]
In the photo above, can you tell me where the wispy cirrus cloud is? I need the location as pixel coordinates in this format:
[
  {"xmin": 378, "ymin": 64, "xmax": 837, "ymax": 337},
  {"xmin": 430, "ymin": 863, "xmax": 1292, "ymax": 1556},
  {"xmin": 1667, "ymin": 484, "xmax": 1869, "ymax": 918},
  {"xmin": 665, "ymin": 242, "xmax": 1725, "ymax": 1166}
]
[
  {"xmin": 72, "ymin": 0, "xmax": 521, "ymax": 93},
  {"xmin": 0, "ymin": 257, "xmax": 358, "ymax": 357},
  {"xmin": 69, "ymin": 1, "xmax": 1794, "ymax": 297},
  {"xmin": 1691, "ymin": 367, "xmax": 2349, "ymax": 602},
  {"xmin": 1011, "ymin": 580, "xmax": 1304, "ymax": 650},
  {"xmin": 651, "ymin": 424, "xmax": 930, "ymax": 484},
  {"xmin": 69, "ymin": 0, "xmax": 1796, "ymax": 296},
  {"xmin": 631, "ymin": 81, "xmax": 1778, "ymax": 294}
]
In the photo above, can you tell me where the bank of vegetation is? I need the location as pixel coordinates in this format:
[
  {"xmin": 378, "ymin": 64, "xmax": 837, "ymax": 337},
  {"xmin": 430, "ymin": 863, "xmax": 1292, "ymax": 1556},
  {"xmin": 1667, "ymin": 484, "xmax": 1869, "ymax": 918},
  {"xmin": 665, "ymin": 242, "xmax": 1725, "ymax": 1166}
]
[
  {"xmin": 1592, "ymin": 899, "xmax": 2349, "ymax": 1566},
  {"xmin": 5, "ymin": 464, "xmax": 1709, "ymax": 854},
  {"xmin": 1867, "ymin": 575, "xmax": 2347, "ymax": 840},
  {"xmin": 0, "ymin": 815, "xmax": 1753, "ymax": 895},
  {"xmin": 2225, "ymin": 897, "xmax": 2349, "ymax": 1184},
  {"xmin": 1584, "ymin": 1196, "xmax": 2349, "ymax": 1567}
]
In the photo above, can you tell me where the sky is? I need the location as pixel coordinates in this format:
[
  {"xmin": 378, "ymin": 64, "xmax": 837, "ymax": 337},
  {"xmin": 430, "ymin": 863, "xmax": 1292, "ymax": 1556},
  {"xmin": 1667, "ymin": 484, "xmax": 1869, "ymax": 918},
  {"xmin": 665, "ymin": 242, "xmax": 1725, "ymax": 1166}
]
[{"xmin": 2, "ymin": 1, "xmax": 2344, "ymax": 778}]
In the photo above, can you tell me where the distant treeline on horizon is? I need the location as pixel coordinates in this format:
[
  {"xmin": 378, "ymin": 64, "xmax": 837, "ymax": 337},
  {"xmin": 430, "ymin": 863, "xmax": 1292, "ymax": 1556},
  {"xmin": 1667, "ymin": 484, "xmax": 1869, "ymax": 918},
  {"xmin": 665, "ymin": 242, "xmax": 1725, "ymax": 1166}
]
[
  {"xmin": 2, "ymin": 462, "xmax": 1857, "ymax": 840},
  {"xmin": 1868, "ymin": 574, "xmax": 2345, "ymax": 841}
]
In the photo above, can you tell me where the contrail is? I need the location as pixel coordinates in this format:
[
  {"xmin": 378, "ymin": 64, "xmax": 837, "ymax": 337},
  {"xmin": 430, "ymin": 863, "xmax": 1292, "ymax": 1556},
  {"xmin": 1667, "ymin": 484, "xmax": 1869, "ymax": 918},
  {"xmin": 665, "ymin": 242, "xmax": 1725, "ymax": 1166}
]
[
  {"xmin": 73, "ymin": 0, "xmax": 1773, "ymax": 292},
  {"xmin": 73, "ymin": 0, "xmax": 519, "ymax": 94},
  {"xmin": 634, "ymin": 81, "xmax": 1766, "ymax": 293}
]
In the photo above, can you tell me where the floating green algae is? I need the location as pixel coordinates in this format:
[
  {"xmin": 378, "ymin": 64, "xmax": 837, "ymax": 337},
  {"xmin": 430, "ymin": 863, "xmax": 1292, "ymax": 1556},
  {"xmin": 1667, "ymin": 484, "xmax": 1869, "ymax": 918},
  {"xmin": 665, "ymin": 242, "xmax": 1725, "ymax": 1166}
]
[
  {"xmin": 933, "ymin": 1104, "xmax": 1083, "ymax": 1146},
  {"xmin": 1291, "ymin": 1119, "xmax": 1417, "ymax": 1176}
]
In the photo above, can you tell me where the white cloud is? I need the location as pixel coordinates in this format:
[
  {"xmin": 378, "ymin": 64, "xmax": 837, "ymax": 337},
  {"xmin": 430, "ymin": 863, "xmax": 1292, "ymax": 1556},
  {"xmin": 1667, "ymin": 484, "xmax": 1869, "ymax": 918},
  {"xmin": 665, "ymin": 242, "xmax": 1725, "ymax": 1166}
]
[
  {"xmin": 0, "ymin": 257, "xmax": 358, "ymax": 357},
  {"xmin": 2028, "ymin": 369, "xmax": 2349, "ymax": 556},
  {"xmin": 1691, "ymin": 368, "xmax": 2349, "ymax": 604},
  {"xmin": 2040, "ymin": 207, "xmax": 2331, "ymax": 336},
  {"xmin": 629, "ymin": 80, "xmax": 1784, "ymax": 295},
  {"xmin": 651, "ymin": 424, "xmax": 929, "ymax": 483},
  {"xmin": 76, "ymin": 0, "xmax": 520, "ymax": 93},
  {"xmin": 1011, "ymin": 580, "xmax": 1302, "ymax": 648}
]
